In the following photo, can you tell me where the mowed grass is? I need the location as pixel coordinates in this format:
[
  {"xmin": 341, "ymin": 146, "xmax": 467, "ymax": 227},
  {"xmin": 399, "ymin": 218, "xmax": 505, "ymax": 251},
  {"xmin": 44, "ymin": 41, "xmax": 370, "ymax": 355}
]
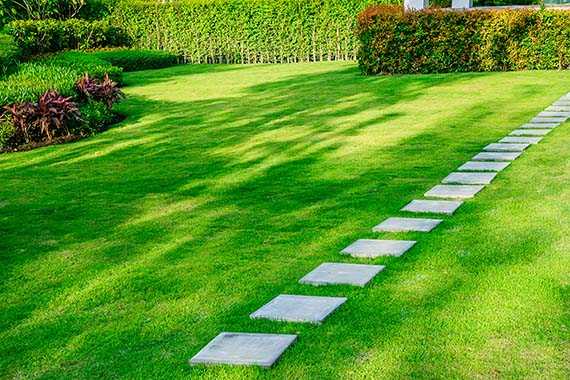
[{"xmin": 1, "ymin": 62, "xmax": 570, "ymax": 379}]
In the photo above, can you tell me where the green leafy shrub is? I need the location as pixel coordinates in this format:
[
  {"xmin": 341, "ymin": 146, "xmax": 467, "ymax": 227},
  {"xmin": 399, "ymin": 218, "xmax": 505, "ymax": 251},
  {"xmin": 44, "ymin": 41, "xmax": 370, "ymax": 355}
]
[
  {"xmin": 357, "ymin": 6, "xmax": 570, "ymax": 74},
  {"xmin": 87, "ymin": 48, "xmax": 179, "ymax": 71},
  {"xmin": 76, "ymin": 100, "xmax": 116, "ymax": 135},
  {"xmin": 78, "ymin": 0, "xmax": 117, "ymax": 20},
  {"xmin": 0, "ymin": 32, "xmax": 20, "ymax": 76},
  {"xmin": 0, "ymin": 116, "xmax": 15, "ymax": 148},
  {"xmin": 0, "ymin": 51, "xmax": 121, "ymax": 105},
  {"xmin": 0, "ymin": 0, "xmax": 115, "ymax": 25},
  {"xmin": 7, "ymin": 18, "xmax": 130, "ymax": 57},
  {"xmin": 110, "ymin": 0, "xmax": 398, "ymax": 64}
]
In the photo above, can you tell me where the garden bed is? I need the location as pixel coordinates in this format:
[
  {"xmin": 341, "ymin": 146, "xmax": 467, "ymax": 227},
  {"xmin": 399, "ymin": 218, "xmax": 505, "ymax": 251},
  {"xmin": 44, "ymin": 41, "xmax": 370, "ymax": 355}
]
[{"xmin": 0, "ymin": 48, "xmax": 179, "ymax": 153}]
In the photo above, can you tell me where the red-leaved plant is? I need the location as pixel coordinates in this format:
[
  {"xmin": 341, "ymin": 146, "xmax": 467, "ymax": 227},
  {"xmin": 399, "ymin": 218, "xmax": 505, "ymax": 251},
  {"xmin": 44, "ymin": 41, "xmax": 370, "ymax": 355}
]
[
  {"xmin": 3, "ymin": 90, "xmax": 80, "ymax": 145},
  {"xmin": 76, "ymin": 73, "xmax": 123, "ymax": 108}
]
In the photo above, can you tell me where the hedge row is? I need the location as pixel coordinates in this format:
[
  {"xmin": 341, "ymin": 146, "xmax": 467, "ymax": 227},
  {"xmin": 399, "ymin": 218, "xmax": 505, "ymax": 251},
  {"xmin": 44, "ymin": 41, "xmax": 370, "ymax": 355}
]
[
  {"xmin": 110, "ymin": 0, "xmax": 393, "ymax": 64},
  {"xmin": 357, "ymin": 6, "xmax": 570, "ymax": 74},
  {"xmin": 7, "ymin": 18, "xmax": 129, "ymax": 57},
  {"xmin": 88, "ymin": 48, "xmax": 180, "ymax": 72}
]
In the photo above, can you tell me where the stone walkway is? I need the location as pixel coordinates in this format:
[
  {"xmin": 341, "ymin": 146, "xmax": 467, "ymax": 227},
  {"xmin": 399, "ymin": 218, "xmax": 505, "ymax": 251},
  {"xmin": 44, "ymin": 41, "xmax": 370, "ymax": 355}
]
[{"xmin": 189, "ymin": 92, "xmax": 570, "ymax": 368}]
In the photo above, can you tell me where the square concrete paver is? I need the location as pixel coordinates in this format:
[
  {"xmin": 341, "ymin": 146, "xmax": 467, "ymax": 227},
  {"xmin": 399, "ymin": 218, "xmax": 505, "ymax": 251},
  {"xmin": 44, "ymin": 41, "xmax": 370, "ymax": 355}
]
[
  {"xmin": 499, "ymin": 136, "xmax": 542, "ymax": 145},
  {"xmin": 443, "ymin": 172, "xmax": 497, "ymax": 185},
  {"xmin": 401, "ymin": 199, "xmax": 463, "ymax": 215},
  {"xmin": 520, "ymin": 123, "xmax": 558, "ymax": 129},
  {"xmin": 425, "ymin": 184, "xmax": 484, "ymax": 199},
  {"xmin": 545, "ymin": 106, "xmax": 570, "ymax": 112},
  {"xmin": 510, "ymin": 129, "xmax": 551, "ymax": 136},
  {"xmin": 189, "ymin": 332, "xmax": 297, "ymax": 367},
  {"xmin": 458, "ymin": 161, "xmax": 510, "ymax": 172},
  {"xmin": 483, "ymin": 143, "xmax": 529, "ymax": 152},
  {"xmin": 250, "ymin": 294, "xmax": 347, "ymax": 324},
  {"xmin": 472, "ymin": 152, "xmax": 522, "ymax": 161},
  {"xmin": 341, "ymin": 239, "xmax": 416, "ymax": 258},
  {"xmin": 299, "ymin": 262, "xmax": 385, "ymax": 287},
  {"xmin": 531, "ymin": 117, "xmax": 565, "ymax": 124},
  {"xmin": 373, "ymin": 217, "xmax": 442, "ymax": 232},
  {"xmin": 538, "ymin": 111, "xmax": 570, "ymax": 118},
  {"xmin": 553, "ymin": 100, "xmax": 570, "ymax": 107}
]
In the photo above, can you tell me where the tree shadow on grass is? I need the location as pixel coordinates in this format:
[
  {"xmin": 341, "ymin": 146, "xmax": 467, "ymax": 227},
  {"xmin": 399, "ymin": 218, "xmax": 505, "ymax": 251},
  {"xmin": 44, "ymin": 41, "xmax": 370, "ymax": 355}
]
[{"xmin": 0, "ymin": 63, "xmax": 567, "ymax": 379}]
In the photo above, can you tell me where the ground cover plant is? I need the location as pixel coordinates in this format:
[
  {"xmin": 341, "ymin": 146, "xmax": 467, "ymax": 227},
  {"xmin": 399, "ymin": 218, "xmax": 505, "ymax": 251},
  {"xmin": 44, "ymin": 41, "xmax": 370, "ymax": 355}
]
[{"xmin": 0, "ymin": 62, "xmax": 569, "ymax": 378}]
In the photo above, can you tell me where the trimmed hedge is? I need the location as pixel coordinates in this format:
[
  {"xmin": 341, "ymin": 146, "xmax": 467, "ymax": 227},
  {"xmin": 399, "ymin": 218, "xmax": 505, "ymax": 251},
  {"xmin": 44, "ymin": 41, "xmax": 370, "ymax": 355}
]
[
  {"xmin": 110, "ymin": 0, "xmax": 394, "ymax": 64},
  {"xmin": 7, "ymin": 18, "xmax": 129, "ymax": 57},
  {"xmin": 357, "ymin": 6, "xmax": 570, "ymax": 74},
  {"xmin": 88, "ymin": 48, "xmax": 179, "ymax": 71}
]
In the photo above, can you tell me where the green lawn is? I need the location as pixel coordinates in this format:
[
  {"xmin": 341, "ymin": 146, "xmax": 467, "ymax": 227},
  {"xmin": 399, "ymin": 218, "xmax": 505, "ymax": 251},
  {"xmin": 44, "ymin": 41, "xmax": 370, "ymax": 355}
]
[{"xmin": 1, "ymin": 62, "xmax": 570, "ymax": 379}]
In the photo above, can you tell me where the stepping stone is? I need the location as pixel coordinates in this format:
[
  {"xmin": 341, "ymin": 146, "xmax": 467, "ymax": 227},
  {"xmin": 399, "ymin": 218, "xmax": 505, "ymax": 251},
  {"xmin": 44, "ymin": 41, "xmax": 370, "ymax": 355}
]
[
  {"xmin": 443, "ymin": 172, "xmax": 496, "ymax": 185},
  {"xmin": 372, "ymin": 217, "xmax": 442, "ymax": 232},
  {"xmin": 425, "ymin": 184, "xmax": 484, "ymax": 199},
  {"xmin": 472, "ymin": 152, "xmax": 522, "ymax": 161},
  {"xmin": 458, "ymin": 161, "xmax": 510, "ymax": 172},
  {"xmin": 520, "ymin": 123, "xmax": 558, "ymax": 129},
  {"xmin": 483, "ymin": 143, "xmax": 529, "ymax": 152},
  {"xmin": 401, "ymin": 199, "xmax": 463, "ymax": 215},
  {"xmin": 510, "ymin": 129, "xmax": 551, "ymax": 136},
  {"xmin": 341, "ymin": 239, "xmax": 416, "ymax": 258},
  {"xmin": 250, "ymin": 294, "xmax": 347, "ymax": 324},
  {"xmin": 545, "ymin": 106, "xmax": 570, "ymax": 112},
  {"xmin": 189, "ymin": 332, "xmax": 296, "ymax": 368},
  {"xmin": 538, "ymin": 111, "xmax": 570, "ymax": 118},
  {"xmin": 531, "ymin": 117, "xmax": 565, "ymax": 124},
  {"xmin": 499, "ymin": 136, "xmax": 542, "ymax": 145},
  {"xmin": 553, "ymin": 101, "xmax": 570, "ymax": 106},
  {"xmin": 299, "ymin": 262, "xmax": 384, "ymax": 287}
]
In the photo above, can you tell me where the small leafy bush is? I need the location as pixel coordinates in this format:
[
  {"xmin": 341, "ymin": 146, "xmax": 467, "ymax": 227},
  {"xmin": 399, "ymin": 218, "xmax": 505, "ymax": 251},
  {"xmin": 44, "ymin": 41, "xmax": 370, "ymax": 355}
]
[
  {"xmin": 0, "ymin": 117, "xmax": 16, "ymax": 148},
  {"xmin": 0, "ymin": 51, "xmax": 122, "ymax": 105},
  {"xmin": 7, "ymin": 18, "xmax": 130, "ymax": 57},
  {"xmin": 76, "ymin": 100, "xmax": 116, "ymax": 135},
  {"xmin": 76, "ymin": 73, "xmax": 123, "ymax": 108},
  {"xmin": 0, "ymin": 32, "xmax": 20, "ymax": 76},
  {"xmin": 357, "ymin": 6, "xmax": 570, "ymax": 74},
  {"xmin": 2, "ymin": 90, "xmax": 80, "ymax": 146},
  {"xmin": 2, "ymin": 0, "xmax": 94, "ymax": 23},
  {"xmin": 0, "ymin": 0, "xmax": 116, "ymax": 27},
  {"xmin": 87, "ymin": 48, "xmax": 179, "ymax": 71}
]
